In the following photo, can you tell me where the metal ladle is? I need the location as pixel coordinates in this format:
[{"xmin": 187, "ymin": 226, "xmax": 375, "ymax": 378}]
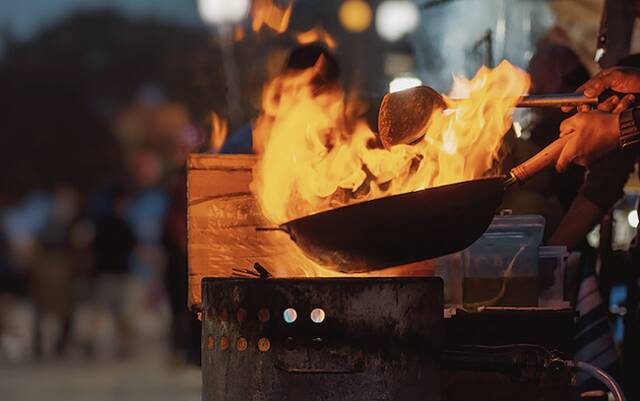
[{"xmin": 377, "ymin": 85, "xmax": 599, "ymax": 149}]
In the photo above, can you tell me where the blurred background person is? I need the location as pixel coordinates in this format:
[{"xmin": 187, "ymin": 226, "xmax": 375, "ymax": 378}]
[
  {"xmin": 163, "ymin": 169, "xmax": 200, "ymax": 366},
  {"xmin": 90, "ymin": 188, "xmax": 135, "ymax": 359},
  {"xmin": 220, "ymin": 43, "xmax": 342, "ymax": 154},
  {"xmin": 500, "ymin": 28, "xmax": 640, "ymax": 392},
  {"xmin": 31, "ymin": 186, "xmax": 80, "ymax": 359}
]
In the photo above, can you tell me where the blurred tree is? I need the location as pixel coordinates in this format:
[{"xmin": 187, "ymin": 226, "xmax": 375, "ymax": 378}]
[{"xmin": 0, "ymin": 11, "xmax": 225, "ymax": 198}]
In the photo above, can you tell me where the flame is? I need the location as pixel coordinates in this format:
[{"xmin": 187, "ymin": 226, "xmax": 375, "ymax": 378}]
[
  {"xmin": 295, "ymin": 27, "xmax": 337, "ymax": 50},
  {"xmin": 209, "ymin": 112, "xmax": 228, "ymax": 153},
  {"xmin": 233, "ymin": 24, "xmax": 245, "ymax": 42},
  {"xmin": 251, "ymin": 0, "xmax": 293, "ymax": 34},
  {"xmin": 251, "ymin": 60, "xmax": 530, "ymax": 226}
]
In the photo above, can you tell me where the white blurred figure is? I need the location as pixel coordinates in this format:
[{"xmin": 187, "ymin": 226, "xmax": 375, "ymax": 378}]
[{"xmin": 31, "ymin": 187, "xmax": 79, "ymax": 359}]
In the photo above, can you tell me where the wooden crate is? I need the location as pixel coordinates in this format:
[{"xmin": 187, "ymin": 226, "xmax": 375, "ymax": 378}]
[
  {"xmin": 187, "ymin": 153, "xmax": 434, "ymax": 310},
  {"xmin": 187, "ymin": 154, "xmax": 316, "ymax": 309}
]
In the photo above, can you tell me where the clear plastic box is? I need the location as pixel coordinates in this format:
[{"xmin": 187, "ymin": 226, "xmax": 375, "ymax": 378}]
[
  {"xmin": 462, "ymin": 213, "xmax": 545, "ymax": 307},
  {"xmin": 434, "ymin": 251, "xmax": 465, "ymax": 305},
  {"xmin": 538, "ymin": 245, "xmax": 570, "ymax": 308}
]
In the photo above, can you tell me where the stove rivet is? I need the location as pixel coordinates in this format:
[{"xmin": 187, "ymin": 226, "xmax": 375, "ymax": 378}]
[
  {"xmin": 207, "ymin": 336, "xmax": 214, "ymax": 350},
  {"xmin": 258, "ymin": 308, "xmax": 270, "ymax": 323},
  {"xmin": 236, "ymin": 337, "xmax": 248, "ymax": 351},
  {"xmin": 258, "ymin": 337, "xmax": 271, "ymax": 352},
  {"xmin": 232, "ymin": 286, "xmax": 242, "ymax": 304},
  {"xmin": 311, "ymin": 337, "xmax": 324, "ymax": 350},
  {"xmin": 220, "ymin": 336, "xmax": 229, "ymax": 350},
  {"xmin": 237, "ymin": 308, "xmax": 247, "ymax": 323}
]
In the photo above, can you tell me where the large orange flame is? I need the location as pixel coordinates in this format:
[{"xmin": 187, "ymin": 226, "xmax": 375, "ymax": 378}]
[
  {"xmin": 251, "ymin": 0, "xmax": 293, "ymax": 34},
  {"xmin": 251, "ymin": 60, "xmax": 530, "ymax": 226}
]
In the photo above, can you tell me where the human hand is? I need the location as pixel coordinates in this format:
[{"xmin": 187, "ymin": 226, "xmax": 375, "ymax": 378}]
[
  {"xmin": 561, "ymin": 67, "xmax": 640, "ymax": 112},
  {"xmin": 556, "ymin": 110, "xmax": 620, "ymax": 172},
  {"xmin": 593, "ymin": 93, "xmax": 636, "ymax": 113}
]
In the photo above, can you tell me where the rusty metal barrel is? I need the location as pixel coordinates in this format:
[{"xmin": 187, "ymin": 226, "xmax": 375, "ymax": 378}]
[{"xmin": 201, "ymin": 277, "xmax": 443, "ymax": 401}]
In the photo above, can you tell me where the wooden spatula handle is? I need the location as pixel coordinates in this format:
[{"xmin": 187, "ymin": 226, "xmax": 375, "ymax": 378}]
[{"xmin": 509, "ymin": 134, "xmax": 571, "ymax": 184}]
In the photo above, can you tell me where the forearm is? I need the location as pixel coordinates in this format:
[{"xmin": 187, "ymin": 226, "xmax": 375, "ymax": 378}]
[{"xmin": 548, "ymin": 194, "xmax": 604, "ymax": 250}]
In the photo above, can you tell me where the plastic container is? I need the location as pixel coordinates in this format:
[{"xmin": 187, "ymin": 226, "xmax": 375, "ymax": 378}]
[
  {"xmin": 463, "ymin": 213, "xmax": 545, "ymax": 307},
  {"xmin": 434, "ymin": 251, "xmax": 465, "ymax": 305},
  {"xmin": 538, "ymin": 246, "xmax": 570, "ymax": 308}
]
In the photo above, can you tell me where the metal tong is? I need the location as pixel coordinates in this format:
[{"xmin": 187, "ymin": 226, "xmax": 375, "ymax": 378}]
[{"xmin": 378, "ymin": 86, "xmax": 603, "ymax": 148}]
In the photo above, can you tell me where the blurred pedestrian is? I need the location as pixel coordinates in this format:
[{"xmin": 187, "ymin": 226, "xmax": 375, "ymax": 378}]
[
  {"xmin": 220, "ymin": 43, "xmax": 341, "ymax": 154},
  {"xmin": 163, "ymin": 170, "xmax": 200, "ymax": 366},
  {"xmin": 31, "ymin": 187, "xmax": 79, "ymax": 359},
  {"xmin": 91, "ymin": 188, "xmax": 136, "ymax": 358}
]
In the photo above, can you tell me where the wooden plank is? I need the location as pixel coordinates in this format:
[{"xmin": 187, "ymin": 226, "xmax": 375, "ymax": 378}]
[
  {"xmin": 188, "ymin": 153, "xmax": 256, "ymax": 170},
  {"xmin": 188, "ymin": 170, "xmax": 252, "ymax": 201},
  {"xmin": 187, "ymin": 154, "xmax": 313, "ymax": 309}
]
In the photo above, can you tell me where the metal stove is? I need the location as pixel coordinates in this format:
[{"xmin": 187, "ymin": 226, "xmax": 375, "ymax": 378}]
[
  {"xmin": 187, "ymin": 154, "xmax": 590, "ymax": 401},
  {"xmin": 201, "ymin": 277, "xmax": 443, "ymax": 401}
]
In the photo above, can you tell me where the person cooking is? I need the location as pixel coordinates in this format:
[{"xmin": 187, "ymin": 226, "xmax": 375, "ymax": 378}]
[
  {"xmin": 556, "ymin": 0, "xmax": 640, "ymax": 172},
  {"xmin": 558, "ymin": 65, "xmax": 640, "ymax": 396}
]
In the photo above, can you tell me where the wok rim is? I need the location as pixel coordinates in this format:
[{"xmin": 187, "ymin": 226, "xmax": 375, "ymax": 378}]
[{"xmin": 282, "ymin": 175, "xmax": 508, "ymax": 226}]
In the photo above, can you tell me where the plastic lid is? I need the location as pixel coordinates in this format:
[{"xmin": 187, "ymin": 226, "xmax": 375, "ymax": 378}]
[{"xmin": 538, "ymin": 245, "xmax": 569, "ymax": 258}]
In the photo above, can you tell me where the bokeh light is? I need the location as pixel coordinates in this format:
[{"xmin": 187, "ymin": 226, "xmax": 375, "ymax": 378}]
[
  {"xmin": 375, "ymin": 0, "xmax": 419, "ymax": 42},
  {"xmin": 628, "ymin": 210, "xmax": 639, "ymax": 228},
  {"xmin": 197, "ymin": 0, "xmax": 250, "ymax": 25},
  {"xmin": 338, "ymin": 0, "xmax": 373, "ymax": 33},
  {"xmin": 389, "ymin": 75, "xmax": 422, "ymax": 93}
]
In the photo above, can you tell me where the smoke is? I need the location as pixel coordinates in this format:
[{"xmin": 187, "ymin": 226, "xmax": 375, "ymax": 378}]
[{"xmin": 413, "ymin": 0, "xmax": 554, "ymax": 92}]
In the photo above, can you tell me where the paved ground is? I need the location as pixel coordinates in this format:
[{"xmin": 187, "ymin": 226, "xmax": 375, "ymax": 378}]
[{"xmin": 0, "ymin": 356, "xmax": 201, "ymax": 401}]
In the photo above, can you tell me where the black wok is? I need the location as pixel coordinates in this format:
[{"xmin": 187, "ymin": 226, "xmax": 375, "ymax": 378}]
[{"xmin": 274, "ymin": 134, "xmax": 570, "ymax": 273}]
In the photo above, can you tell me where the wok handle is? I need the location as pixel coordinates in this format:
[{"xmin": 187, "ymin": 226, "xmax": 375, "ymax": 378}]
[{"xmin": 508, "ymin": 134, "xmax": 571, "ymax": 185}]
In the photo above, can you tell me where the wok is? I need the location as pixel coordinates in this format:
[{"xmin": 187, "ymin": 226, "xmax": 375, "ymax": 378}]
[{"xmin": 272, "ymin": 134, "xmax": 570, "ymax": 273}]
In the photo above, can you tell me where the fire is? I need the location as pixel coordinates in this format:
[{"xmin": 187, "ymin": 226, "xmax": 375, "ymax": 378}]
[
  {"xmin": 233, "ymin": 24, "xmax": 245, "ymax": 42},
  {"xmin": 251, "ymin": 0, "xmax": 293, "ymax": 34},
  {"xmin": 295, "ymin": 27, "xmax": 337, "ymax": 50},
  {"xmin": 251, "ymin": 60, "xmax": 530, "ymax": 225},
  {"xmin": 209, "ymin": 112, "xmax": 228, "ymax": 153}
]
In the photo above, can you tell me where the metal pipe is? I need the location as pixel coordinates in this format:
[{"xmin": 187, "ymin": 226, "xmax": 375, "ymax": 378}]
[
  {"xmin": 565, "ymin": 360, "xmax": 626, "ymax": 401},
  {"xmin": 447, "ymin": 93, "xmax": 597, "ymax": 109},
  {"xmin": 517, "ymin": 93, "xmax": 598, "ymax": 108}
]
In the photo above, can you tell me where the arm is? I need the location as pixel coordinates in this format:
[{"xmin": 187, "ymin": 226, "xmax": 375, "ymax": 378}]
[
  {"xmin": 550, "ymin": 144, "xmax": 636, "ymax": 249},
  {"xmin": 548, "ymin": 195, "xmax": 602, "ymax": 249}
]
